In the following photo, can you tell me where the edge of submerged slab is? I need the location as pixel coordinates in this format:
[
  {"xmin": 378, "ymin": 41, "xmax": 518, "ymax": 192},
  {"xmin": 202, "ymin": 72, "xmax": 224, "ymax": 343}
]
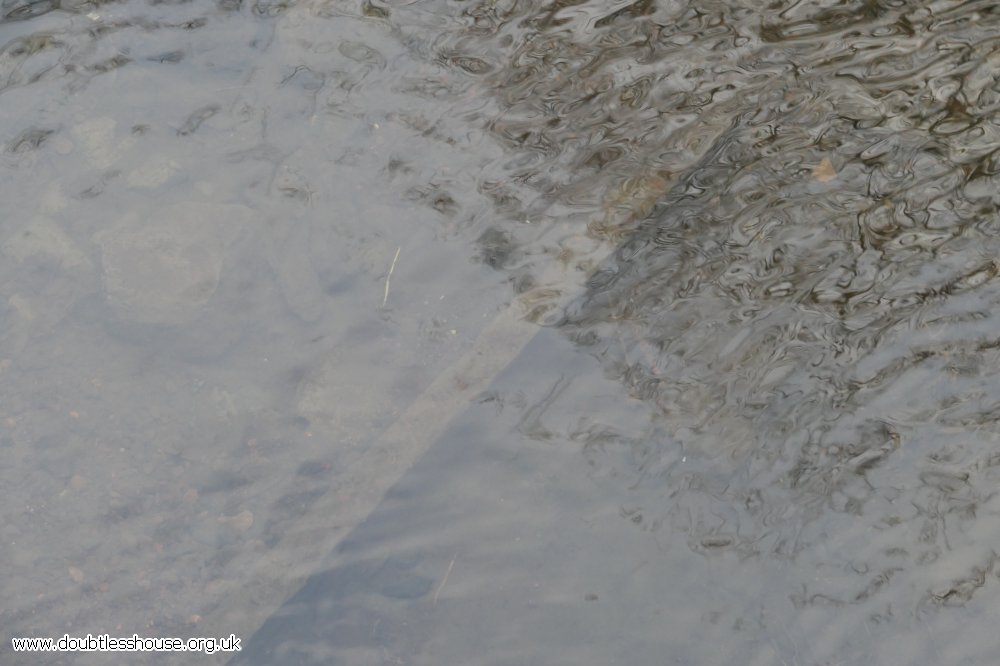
[
  {"xmin": 184, "ymin": 56, "xmax": 747, "ymax": 664},
  {"xmin": 181, "ymin": 157, "xmax": 725, "ymax": 665},
  {"xmin": 184, "ymin": 247, "xmax": 580, "ymax": 665}
]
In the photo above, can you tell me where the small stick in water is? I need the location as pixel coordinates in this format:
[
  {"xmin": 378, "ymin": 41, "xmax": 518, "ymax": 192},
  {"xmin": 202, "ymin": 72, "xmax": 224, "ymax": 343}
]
[
  {"xmin": 433, "ymin": 557, "xmax": 456, "ymax": 606},
  {"xmin": 382, "ymin": 246, "xmax": 401, "ymax": 308}
]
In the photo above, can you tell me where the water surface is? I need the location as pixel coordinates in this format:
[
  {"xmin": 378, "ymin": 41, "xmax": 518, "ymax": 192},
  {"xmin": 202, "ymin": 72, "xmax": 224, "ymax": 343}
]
[{"xmin": 4, "ymin": 0, "xmax": 1000, "ymax": 664}]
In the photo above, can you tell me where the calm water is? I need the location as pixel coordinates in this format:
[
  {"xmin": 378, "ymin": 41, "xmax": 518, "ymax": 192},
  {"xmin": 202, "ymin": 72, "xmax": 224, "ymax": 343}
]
[{"xmin": 4, "ymin": 0, "xmax": 1000, "ymax": 664}]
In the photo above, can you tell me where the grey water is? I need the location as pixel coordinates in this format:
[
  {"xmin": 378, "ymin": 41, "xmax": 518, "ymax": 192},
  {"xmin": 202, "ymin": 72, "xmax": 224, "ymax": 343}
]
[{"xmin": 4, "ymin": 0, "xmax": 1000, "ymax": 664}]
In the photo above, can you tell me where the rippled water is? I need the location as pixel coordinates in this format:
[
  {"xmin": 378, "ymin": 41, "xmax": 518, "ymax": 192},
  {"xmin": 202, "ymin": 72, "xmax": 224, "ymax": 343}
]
[{"xmin": 5, "ymin": 0, "xmax": 1000, "ymax": 664}]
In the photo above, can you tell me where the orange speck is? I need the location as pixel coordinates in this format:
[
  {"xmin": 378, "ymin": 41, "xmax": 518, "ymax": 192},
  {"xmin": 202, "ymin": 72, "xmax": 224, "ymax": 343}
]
[{"xmin": 812, "ymin": 158, "xmax": 837, "ymax": 182}]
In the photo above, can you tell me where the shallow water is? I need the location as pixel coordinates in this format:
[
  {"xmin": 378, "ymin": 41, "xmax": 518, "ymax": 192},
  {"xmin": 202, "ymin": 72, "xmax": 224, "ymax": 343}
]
[{"xmin": 5, "ymin": 0, "xmax": 1000, "ymax": 664}]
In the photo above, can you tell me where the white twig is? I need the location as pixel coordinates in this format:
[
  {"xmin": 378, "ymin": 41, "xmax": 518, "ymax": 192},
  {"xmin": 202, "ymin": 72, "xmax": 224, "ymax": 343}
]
[
  {"xmin": 382, "ymin": 247, "xmax": 401, "ymax": 308},
  {"xmin": 433, "ymin": 558, "xmax": 455, "ymax": 606}
]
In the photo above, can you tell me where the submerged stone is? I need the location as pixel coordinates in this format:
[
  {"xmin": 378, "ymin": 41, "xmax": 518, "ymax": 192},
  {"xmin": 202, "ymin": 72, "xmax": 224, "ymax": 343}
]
[{"xmin": 95, "ymin": 201, "xmax": 250, "ymax": 326}]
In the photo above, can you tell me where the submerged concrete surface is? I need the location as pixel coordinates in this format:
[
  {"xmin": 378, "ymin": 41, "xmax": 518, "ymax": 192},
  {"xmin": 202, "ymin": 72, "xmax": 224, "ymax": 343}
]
[{"xmin": 6, "ymin": 0, "xmax": 1000, "ymax": 664}]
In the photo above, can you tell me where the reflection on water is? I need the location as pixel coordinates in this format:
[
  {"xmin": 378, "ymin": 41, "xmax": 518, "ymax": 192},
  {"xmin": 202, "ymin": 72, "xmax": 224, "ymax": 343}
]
[
  {"xmin": 554, "ymin": 0, "xmax": 1000, "ymax": 616},
  {"xmin": 404, "ymin": 0, "xmax": 1000, "ymax": 662},
  {"xmin": 6, "ymin": 0, "xmax": 1000, "ymax": 663}
]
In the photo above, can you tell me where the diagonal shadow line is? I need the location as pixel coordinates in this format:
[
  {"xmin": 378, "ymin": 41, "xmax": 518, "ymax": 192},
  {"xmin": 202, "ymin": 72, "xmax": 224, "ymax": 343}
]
[{"xmin": 192, "ymin": 30, "xmax": 761, "ymax": 666}]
